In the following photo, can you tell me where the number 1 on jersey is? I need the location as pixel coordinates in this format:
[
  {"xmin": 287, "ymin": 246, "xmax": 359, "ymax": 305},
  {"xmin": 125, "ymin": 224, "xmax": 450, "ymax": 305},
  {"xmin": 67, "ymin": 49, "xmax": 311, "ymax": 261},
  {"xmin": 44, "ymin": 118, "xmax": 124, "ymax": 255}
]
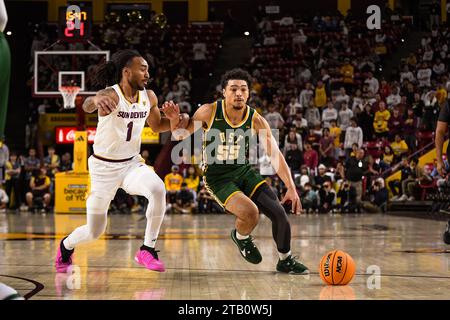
[{"xmin": 126, "ymin": 122, "xmax": 133, "ymax": 141}]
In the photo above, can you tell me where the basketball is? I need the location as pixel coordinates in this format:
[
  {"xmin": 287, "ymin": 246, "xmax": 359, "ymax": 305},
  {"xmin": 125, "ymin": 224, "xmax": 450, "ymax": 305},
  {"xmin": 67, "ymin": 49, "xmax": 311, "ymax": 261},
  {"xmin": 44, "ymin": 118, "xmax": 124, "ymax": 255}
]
[{"xmin": 319, "ymin": 250, "xmax": 355, "ymax": 285}]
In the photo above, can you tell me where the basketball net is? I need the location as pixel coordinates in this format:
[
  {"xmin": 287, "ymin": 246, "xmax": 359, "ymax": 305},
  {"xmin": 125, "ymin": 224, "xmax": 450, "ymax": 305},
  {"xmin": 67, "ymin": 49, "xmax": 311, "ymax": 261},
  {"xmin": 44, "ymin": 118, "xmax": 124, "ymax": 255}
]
[{"xmin": 59, "ymin": 86, "xmax": 81, "ymax": 109}]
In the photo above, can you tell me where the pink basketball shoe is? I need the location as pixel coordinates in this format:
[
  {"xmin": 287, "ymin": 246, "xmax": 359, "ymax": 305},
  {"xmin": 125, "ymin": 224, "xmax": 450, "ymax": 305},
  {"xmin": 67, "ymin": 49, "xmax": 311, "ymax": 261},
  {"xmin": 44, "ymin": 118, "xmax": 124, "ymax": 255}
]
[
  {"xmin": 134, "ymin": 247, "xmax": 165, "ymax": 272},
  {"xmin": 55, "ymin": 238, "xmax": 74, "ymax": 273}
]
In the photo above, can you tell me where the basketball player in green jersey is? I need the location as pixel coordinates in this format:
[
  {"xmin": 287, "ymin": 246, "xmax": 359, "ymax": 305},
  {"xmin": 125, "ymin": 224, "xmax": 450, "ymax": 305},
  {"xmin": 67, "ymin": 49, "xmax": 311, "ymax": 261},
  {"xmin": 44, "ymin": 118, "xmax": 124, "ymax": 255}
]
[
  {"xmin": 0, "ymin": 0, "xmax": 24, "ymax": 300},
  {"xmin": 168, "ymin": 69, "xmax": 308, "ymax": 274},
  {"xmin": 0, "ymin": 0, "xmax": 9, "ymax": 138}
]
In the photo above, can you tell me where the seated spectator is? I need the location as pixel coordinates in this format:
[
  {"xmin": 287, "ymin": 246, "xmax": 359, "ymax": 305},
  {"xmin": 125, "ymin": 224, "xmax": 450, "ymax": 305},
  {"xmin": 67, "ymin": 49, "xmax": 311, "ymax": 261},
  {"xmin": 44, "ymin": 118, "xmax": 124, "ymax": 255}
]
[
  {"xmin": 422, "ymin": 90, "xmax": 439, "ymax": 131},
  {"xmin": 304, "ymin": 102, "xmax": 321, "ymax": 128},
  {"xmin": 319, "ymin": 128, "xmax": 335, "ymax": 167},
  {"xmin": 264, "ymin": 104, "xmax": 285, "ymax": 129},
  {"xmin": 291, "ymin": 113, "xmax": 308, "ymax": 136},
  {"xmin": 0, "ymin": 184, "xmax": 9, "ymax": 212},
  {"xmin": 337, "ymin": 180, "xmax": 358, "ymax": 213},
  {"xmin": 58, "ymin": 152, "xmax": 72, "ymax": 172},
  {"xmin": 25, "ymin": 167, "xmax": 51, "ymax": 213},
  {"xmin": 197, "ymin": 185, "xmax": 224, "ymax": 213},
  {"xmin": 417, "ymin": 62, "xmax": 432, "ymax": 88},
  {"xmin": 387, "ymin": 108, "xmax": 404, "ymax": 139},
  {"xmin": 285, "ymin": 142, "xmax": 302, "ymax": 174},
  {"xmin": 318, "ymin": 181, "xmax": 336, "ymax": 213},
  {"xmin": 184, "ymin": 166, "xmax": 200, "ymax": 198},
  {"xmin": 336, "ymin": 87, "xmax": 350, "ymax": 107},
  {"xmin": 295, "ymin": 165, "xmax": 312, "ymax": 189},
  {"xmin": 303, "ymin": 142, "xmax": 319, "ymax": 172},
  {"xmin": 314, "ymin": 164, "xmax": 332, "ymax": 188},
  {"xmin": 301, "ymin": 182, "xmax": 319, "ymax": 213},
  {"xmin": 173, "ymin": 183, "xmax": 196, "ymax": 214},
  {"xmin": 305, "ymin": 127, "xmax": 321, "ymax": 150},
  {"xmin": 403, "ymin": 108, "xmax": 417, "ymax": 150},
  {"xmin": 380, "ymin": 145, "xmax": 394, "ymax": 170},
  {"xmin": 5, "ymin": 152, "xmax": 21, "ymax": 210},
  {"xmin": 390, "ymin": 134, "xmax": 409, "ymax": 162},
  {"xmin": 110, "ymin": 188, "xmax": 133, "ymax": 214},
  {"xmin": 284, "ymin": 97, "xmax": 302, "ymax": 120},
  {"xmin": 329, "ymin": 119, "xmax": 342, "ymax": 158},
  {"xmin": 392, "ymin": 158, "xmax": 420, "ymax": 201},
  {"xmin": 364, "ymin": 177, "xmax": 388, "ymax": 213},
  {"xmin": 164, "ymin": 165, "xmax": 183, "ymax": 209},
  {"xmin": 283, "ymin": 127, "xmax": 303, "ymax": 154},
  {"xmin": 386, "ymin": 87, "xmax": 401, "ymax": 109},
  {"xmin": 44, "ymin": 146, "xmax": 60, "ymax": 179},
  {"xmin": 364, "ymin": 72, "xmax": 379, "ymax": 95},
  {"xmin": 389, "ymin": 156, "xmax": 411, "ymax": 199},
  {"xmin": 24, "ymin": 148, "xmax": 41, "ymax": 191}
]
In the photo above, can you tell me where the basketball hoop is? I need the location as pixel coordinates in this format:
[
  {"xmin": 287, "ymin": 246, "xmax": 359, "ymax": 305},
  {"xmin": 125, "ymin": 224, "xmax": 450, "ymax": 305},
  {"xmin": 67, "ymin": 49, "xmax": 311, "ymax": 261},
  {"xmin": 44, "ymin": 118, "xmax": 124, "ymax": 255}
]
[{"xmin": 59, "ymin": 86, "xmax": 81, "ymax": 109}]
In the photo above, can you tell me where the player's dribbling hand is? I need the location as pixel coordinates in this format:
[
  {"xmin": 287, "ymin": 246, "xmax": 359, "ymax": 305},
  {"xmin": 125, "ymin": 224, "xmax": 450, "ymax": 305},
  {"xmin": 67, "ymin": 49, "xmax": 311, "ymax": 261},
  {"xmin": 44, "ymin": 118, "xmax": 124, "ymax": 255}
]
[
  {"xmin": 282, "ymin": 187, "xmax": 303, "ymax": 215},
  {"xmin": 437, "ymin": 159, "xmax": 447, "ymax": 177},
  {"xmin": 95, "ymin": 95, "xmax": 117, "ymax": 115},
  {"xmin": 161, "ymin": 100, "xmax": 180, "ymax": 120},
  {"xmin": 176, "ymin": 113, "xmax": 190, "ymax": 129}
]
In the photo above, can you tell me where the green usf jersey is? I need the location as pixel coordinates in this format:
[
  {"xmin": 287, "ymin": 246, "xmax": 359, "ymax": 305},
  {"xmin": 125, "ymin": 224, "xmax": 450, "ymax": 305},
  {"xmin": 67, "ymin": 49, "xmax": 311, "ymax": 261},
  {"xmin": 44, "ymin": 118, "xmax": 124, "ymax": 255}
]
[{"xmin": 202, "ymin": 99, "xmax": 257, "ymax": 176}]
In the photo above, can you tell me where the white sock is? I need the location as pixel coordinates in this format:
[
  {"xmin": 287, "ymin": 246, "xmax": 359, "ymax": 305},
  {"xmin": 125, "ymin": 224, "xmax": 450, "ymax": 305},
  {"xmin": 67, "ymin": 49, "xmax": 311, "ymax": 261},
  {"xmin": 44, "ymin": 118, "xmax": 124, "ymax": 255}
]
[
  {"xmin": 236, "ymin": 230, "xmax": 249, "ymax": 240},
  {"xmin": 279, "ymin": 251, "xmax": 291, "ymax": 260}
]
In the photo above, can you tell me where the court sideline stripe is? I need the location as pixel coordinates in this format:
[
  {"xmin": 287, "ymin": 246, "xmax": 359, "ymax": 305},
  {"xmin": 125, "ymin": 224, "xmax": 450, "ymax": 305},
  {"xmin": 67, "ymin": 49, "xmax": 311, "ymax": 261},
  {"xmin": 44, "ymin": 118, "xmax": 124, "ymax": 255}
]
[{"xmin": 0, "ymin": 275, "xmax": 45, "ymax": 299}]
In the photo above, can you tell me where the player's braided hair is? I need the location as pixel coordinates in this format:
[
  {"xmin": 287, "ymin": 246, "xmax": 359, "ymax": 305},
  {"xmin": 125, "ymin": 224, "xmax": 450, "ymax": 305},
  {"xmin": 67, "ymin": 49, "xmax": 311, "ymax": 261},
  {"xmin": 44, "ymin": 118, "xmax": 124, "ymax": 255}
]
[
  {"xmin": 220, "ymin": 68, "xmax": 252, "ymax": 89},
  {"xmin": 93, "ymin": 49, "xmax": 142, "ymax": 88}
]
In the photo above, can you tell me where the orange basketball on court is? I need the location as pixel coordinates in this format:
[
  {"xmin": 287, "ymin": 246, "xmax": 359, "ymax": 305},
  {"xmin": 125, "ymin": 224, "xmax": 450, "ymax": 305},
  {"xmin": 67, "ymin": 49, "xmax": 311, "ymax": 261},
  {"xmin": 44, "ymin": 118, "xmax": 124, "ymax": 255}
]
[{"xmin": 319, "ymin": 250, "xmax": 355, "ymax": 285}]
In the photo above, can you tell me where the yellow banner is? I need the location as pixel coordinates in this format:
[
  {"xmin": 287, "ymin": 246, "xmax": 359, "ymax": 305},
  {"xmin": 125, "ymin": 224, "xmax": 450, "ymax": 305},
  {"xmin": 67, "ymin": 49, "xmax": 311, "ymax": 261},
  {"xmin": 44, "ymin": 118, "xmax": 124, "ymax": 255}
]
[
  {"xmin": 141, "ymin": 127, "xmax": 159, "ymax": 144},
  {"xmin": 39, "ymin": 113, "xmax": 98, "ymax": 130},
  {"xmin": 54, "ymin": 172, "xmax": 90, "ymax": 213},
  {"xmin": 73, "ymin": 131, "xmax": 88, "ymax": 172}
]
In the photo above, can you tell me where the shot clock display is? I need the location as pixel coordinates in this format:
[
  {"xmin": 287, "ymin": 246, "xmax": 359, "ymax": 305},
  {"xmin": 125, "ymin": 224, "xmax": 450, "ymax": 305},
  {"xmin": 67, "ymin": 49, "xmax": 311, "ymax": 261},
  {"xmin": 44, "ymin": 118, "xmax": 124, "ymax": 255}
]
[{"xmin": 59, "ymin": 5, "xmax": 92, "ymax": 41}]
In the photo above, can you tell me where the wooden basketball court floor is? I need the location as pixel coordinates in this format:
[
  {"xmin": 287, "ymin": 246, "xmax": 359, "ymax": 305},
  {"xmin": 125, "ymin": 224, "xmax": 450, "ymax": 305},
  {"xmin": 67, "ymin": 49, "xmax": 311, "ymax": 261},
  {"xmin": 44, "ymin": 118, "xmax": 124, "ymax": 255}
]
[{"xmin": 1, "ymin": 212, "xmax": 450, "ymax": 300}]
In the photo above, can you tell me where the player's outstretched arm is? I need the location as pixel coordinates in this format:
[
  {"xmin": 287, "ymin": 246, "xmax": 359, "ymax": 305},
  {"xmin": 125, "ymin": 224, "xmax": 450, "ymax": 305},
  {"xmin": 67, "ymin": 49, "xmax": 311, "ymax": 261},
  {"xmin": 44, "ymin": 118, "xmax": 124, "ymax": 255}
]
[
  {"xmin": 146, "ymin": 91, "xmax": 188, "ymax": 133},
  {"xmin": 253, "ymin": 112, "xmax": 303, "ymax": 214},
  {"xmin": 436, "ymin": 120, "xmax": 448, "ymax": 176},
  {"xmin": 82, "ymin": 88, "xmax": 118, "ymax": 116},
  {"xmin": 169, "ymin": 103, "xmax": 213, "ymax": 140}
]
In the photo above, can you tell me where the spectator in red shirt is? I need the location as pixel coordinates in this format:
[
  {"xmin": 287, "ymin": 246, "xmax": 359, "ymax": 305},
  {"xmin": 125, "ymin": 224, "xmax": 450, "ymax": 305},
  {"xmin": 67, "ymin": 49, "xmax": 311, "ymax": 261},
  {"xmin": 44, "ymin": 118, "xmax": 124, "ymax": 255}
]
[
  {"xmin": 379, "ymin": 79, "xmax": 391, "ymax": 102},
  {"xmin": 388, "ymin": 108, "xmax": 404, "ymax": 140},
  {"xmin": 403, "ymin": 108, "xmax": 418, "ymax": 150},
  {"xmin": 319, "ymin": 128, "xmax": 335, "ymax": 167},
  {"xmin": 305, "ymin": 128, "xmax": 321, "ymax": 151},
  {"xmin": 303, "ymin": 142, "xmax": 319, "ymax": 172}
]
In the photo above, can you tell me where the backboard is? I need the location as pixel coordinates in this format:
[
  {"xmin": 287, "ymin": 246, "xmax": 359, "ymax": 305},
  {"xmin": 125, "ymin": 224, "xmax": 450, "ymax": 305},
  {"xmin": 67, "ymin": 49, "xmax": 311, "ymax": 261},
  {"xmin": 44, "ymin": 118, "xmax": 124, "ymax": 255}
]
[{"xmin": 33, "ymin": 50, "xmax": 110, "ymax": 97}]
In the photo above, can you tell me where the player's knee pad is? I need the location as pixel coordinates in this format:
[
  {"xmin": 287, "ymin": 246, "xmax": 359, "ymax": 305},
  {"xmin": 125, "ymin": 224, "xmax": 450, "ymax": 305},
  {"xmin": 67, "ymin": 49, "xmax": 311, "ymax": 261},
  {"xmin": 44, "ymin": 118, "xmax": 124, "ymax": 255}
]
[{"xmin": 86, "ymin": 193, "xmax": 112, "ymax": 214}]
